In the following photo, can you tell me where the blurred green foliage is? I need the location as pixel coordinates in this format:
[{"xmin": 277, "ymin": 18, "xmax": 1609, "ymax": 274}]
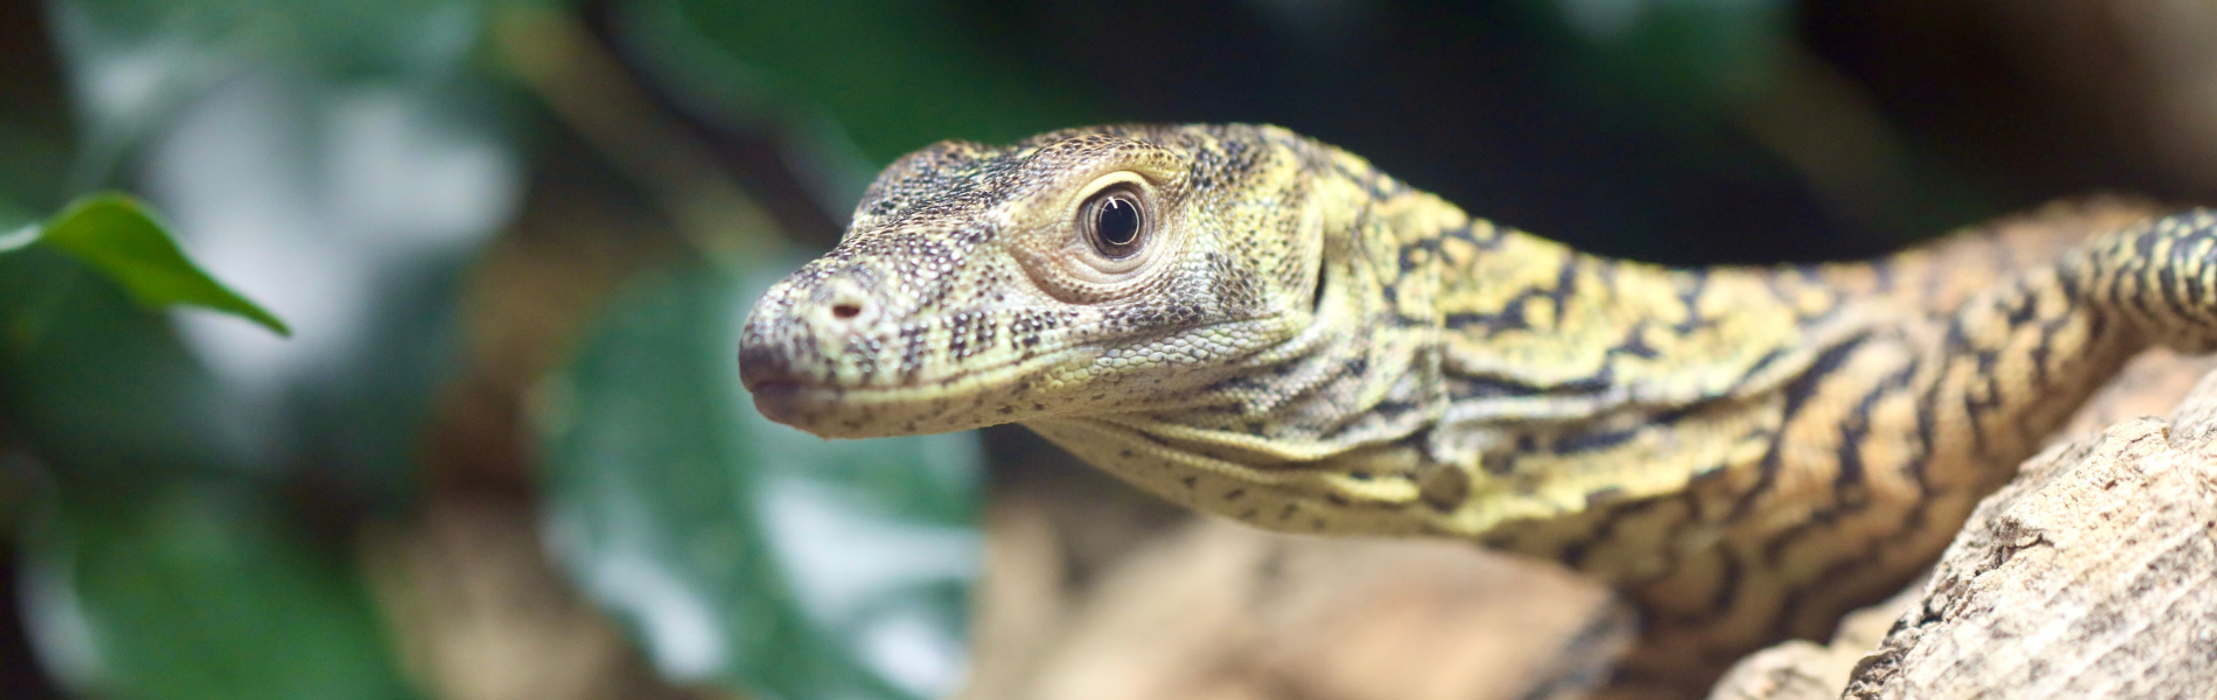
[
  {"xmin": 20, "ymin": 484, "xmax": 414, "ymax": 700},
  {"xmin": 0, "ymin": 225, "xmax": 249, "ymax": 481},
  {"xmin": 0, "ymin": 183, "xmax": 411, "ymax": 700},
  {"xmin": 608, "ymin": 0, "xmax": 1105, "ymax": 211},
  {"xmin": 654, "ymin": 0, "xmax": 1097, "ymax": 162},
  {"xmin": 8, "ymin": 1, "xmax": 1008, "ymax": 699},
  {"xmin": 7, "ymin": 0, "xmax": 514, "ymax": 698}
]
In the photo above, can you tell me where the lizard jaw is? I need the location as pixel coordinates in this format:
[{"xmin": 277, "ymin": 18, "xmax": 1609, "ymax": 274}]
[
  {"xmin": 740, "ymin": 376, "xmax": 830, "ymax": 429},
  {"xmin": 738, "ymin": 333, "xmax": 1084, "ymax": 438},
  {"xmin": 735, "ymin": 340, "xmax": 880, "ymax": 436}
]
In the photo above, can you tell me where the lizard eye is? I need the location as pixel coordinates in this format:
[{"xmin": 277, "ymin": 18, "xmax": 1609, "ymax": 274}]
[
  {"xmin": 1080, "ymin": 186, "xmax": 1148, "ymax": 259},
  {"xmin": 1030, "ymin": 170, "xmax": 1168, "ymax": 297}
]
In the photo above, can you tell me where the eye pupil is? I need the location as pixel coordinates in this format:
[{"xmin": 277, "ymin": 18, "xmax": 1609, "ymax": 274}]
[{"xmin": 1095, "ymin": 196, "xmax": 1141, "ymax": 247}]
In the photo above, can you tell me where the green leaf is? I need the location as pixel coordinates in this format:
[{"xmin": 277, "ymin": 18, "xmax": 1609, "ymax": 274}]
[
  {"xmin": 22, "ymin": 193, "xmax": 289, "ymax": 336},
  {"xmin": 18, "ymin": 483, "xmax": 419, "ymax": 700},
  {"xmin": 537, "ymin": 260, "xmax": 982, "ymax": 700},
  {"xmin": 0, "ymin": 244, "xmax": 246, "ymax": 479}
]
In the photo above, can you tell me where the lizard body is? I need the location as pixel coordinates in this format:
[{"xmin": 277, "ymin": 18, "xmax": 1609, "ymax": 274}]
[{"xmin": 738, "ymin": 124, "xmax": 2217, "ymax": 695}]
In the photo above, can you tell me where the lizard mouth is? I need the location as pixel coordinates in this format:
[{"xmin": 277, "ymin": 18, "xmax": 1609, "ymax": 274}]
[
  {"xmin": 737, "ymin": 313, "xmax": 1295, "ymax": 438},
  {"xmin": 736, "ymin": 358, "xmax": 854, "ymax": 429},
  {"xmin": 737, "ymin": 348, "xmax": 1056, "ymax": 437},
  {"xmin": 742, "ymin": 377, "xmax": 823, "ymax": 425}
]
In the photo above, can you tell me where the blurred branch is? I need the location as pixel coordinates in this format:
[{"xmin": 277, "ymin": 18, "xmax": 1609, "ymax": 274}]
[{"xmin": 493, "ymin": 6, "xmax": 783, "ymax": 268}]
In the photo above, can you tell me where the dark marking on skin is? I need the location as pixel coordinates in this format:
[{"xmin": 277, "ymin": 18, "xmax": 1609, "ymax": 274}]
[
  {"xmin": 1420, "ymin": 466, "xmax": 1471, "ymax": 513},
  {"xmin": 2029, "ymin": 315, "xmax": 2065, "ymax": 387},
  {"xmin": 1909, "ymin": 362, "xmax": 1943, "ymax": 488},
  {"xmin": 1443, "ymin": 222, "xmax": 1487, "ymax": 249},
  {"xmin": 1614, "ymin": 324, "xmax": 1662, "ymax": 359},
  {"xmin": 1442, "ymin": 312, "xmax": 1490, "ymax": 331},
  {"xmin": 1206, "ymin": 374, "xmax": 1270, "ymax": 395},
  {"xmin": 1559, "ymin": 540, "xmax": 1590, "ymax": 572},
  {"xmin": 1475, "ymin": 532, "xmax": 1513, "ymax": 551},
  {"xmin": 1623, "ymin": 491, "xmax": 1712, "ymax": 590},
  {"xmin": 1445, "ymin": 374, "xmax": 1551, "ymax": 400},
  {"xmin": 1729, "ymin": 347, "xmax": 1791, "ymax": 389},
  {"xmin": 1451, "ymin": 264, "xmax": 1584, "ymax": 336},
  {"xmin": 1481, "ymin": 452, "xmax": 1516, "ymax": 476},
  {"xmin": 2185, "ymin": 250, "xmax": 2208, "ymax": 308},
  {"xmin": 1545, "ymin": 258, "xmax": 1579, "ymax": 319},
  {"xmin": 1834, "ymin": 481, "xmax": 1869, "ymax": 509},
  {"xmin": 1556, "ymin": 426, "xmax": 1640, "ymax": 455},
  {"xmin": 1398, "ymin": 236, "xmax": 1441, "ymax": 274},
  {"xmin": 1673, "ymin": 272, "xmax": 1713, "ymax": 334},
  {"xmin": 2004, "ymin": 291, "xmax": 2040, "ymax": 327},
  {"xmin": 1702, "ymin": 548, "xmax": 1746, "ymax": 623},
  {"xmin": 1572, "ymin": 496, "xmax": 1672, "ymax": 576},
  {"xmin": 1311, "ymin": 260, "xmax": 1330, "ymax": 313},
  {"xmin": 1767, "ymin": 531, "xmax": 1899, "ymax": 643},
  {"xmin": 1553, "ymin": 369, "xmax": 1615, "ymax": 396},
  {"xmin": 1731, "ymin": 333, "xmax": 1873, "ymax": 522},
  {"xmin": 1585, "ymin": 486, "xmax": 1626, "ymax": 508}
]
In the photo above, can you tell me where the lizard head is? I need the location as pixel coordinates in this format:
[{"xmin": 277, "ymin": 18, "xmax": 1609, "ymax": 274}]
[{"xmin": 740, "ymin": 124, "xmax": 1333, "ymax": 438}]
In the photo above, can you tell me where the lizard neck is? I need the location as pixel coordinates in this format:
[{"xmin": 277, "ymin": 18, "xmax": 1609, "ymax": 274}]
[{"xmin": 1030, "ymin": 159, "xmax": 1865, "ymax": 541}]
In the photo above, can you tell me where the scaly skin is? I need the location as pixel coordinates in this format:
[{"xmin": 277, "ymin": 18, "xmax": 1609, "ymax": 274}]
[{"xmin": 737, "ymin": 124, "xmax": 2217, "ymax": 696}]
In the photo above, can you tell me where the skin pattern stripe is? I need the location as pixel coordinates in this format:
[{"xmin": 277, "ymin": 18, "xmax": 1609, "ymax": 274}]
[{"xmin": 737, "ymin": 123, "xmax": 2213, "ymax": 697}]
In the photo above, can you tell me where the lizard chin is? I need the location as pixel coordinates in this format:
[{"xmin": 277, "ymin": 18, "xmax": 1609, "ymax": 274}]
[
  {"xmin": 743, "ymin": 379, "xmax": 824, "ymax": 427},
  {"xmin": 742, "ymin": 378, "xmax": 891, "ymax": 438},
  {"xmin": 740, "ymin": 367, "xmax": 1035, "ymax": 439}
]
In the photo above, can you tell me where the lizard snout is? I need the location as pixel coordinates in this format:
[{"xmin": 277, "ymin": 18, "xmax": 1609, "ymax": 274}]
[{"xmin": 737, "ymin": 269, "xmax": 899, "ymax": 432}]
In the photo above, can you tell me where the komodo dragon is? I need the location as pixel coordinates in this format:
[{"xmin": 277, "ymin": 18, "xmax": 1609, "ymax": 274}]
[{"xmin": 738, "ymin": 123, "xmax": 2217, "ymax": 696}]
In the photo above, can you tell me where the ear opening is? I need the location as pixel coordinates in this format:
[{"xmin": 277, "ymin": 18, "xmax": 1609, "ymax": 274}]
[{"xmin": 1310, "ymin": 260, "xmax": 1330, "ymax": 313}]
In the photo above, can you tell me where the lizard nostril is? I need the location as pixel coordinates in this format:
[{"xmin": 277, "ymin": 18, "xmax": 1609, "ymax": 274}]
[{"xmin": 812, "ymin": 277, "xmax": 874, "ymax": 326}]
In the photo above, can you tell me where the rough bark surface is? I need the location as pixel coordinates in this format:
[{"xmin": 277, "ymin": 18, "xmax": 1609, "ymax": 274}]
[{"xmin": 1713, "ymin": 351, "xmax": 2217, "ymax": 700}]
